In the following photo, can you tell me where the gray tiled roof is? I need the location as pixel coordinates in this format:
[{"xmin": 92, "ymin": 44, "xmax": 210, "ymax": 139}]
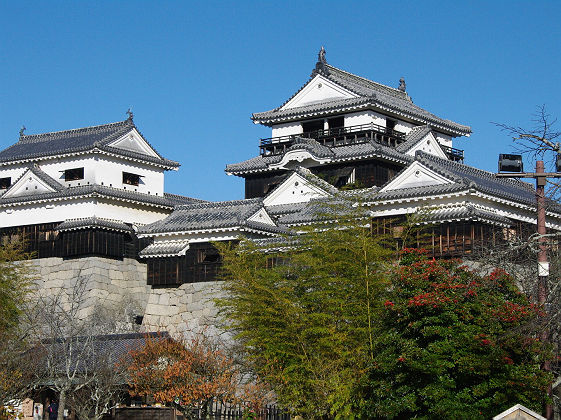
[
  {"xmin": 292, "ymin": 167, "xmax": 340, "ymax": 195},
  {"xmin": 56, "ymin": 217, "xmax": 134, "ymax": 233},
  {"xmin": 139, "ymin": 240, "xmax": 190, "ymax": 258},
  {"xmin": 276, "ymin": 196, "xmax": 367, "ymax": 226},
  {"xmin": 396, "ymin": 125, "xmax": 433, "ymax": 152},
  {"xmin": 252, "ymin": 61, "xmax": 471, "ymax": 137},
  {"xmin": 370, "ymin": 183, "xmax": 468, "ymax": 202},
  {"xmin": 0, "ymin": 119, "xmax": 179, "ymax": 168},
  {"xmin": 420, "ymin": 205, "xmax": 512, "ymax": 227},
  {"xmin": 138, "ymin": 198, "xmax": 286, "ymax": 235},
  {"xmin": 225, "ymin": 140, "xmax": 411, "ymax": 175},
  {"xmin": 415, "ymin": 152, "xmax": 556, "ymax": 209},
  {"xmin": 0, "ymin": 183, "xmax": 177, "ymax": 208},
  {"xmin": 286, "ymin": 137, "xmax": 334, "ymax": 158},
  {"xmin": 163, "ymin": 192, "xmax": 208, "ymax": 205},
  {"xmin": 363, "ymin": 151, "xmax": 561, "ymax": 214}
]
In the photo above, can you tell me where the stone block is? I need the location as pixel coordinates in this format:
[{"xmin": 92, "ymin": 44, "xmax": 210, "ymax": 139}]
[{"xmin": 158, "ymin": 294, "xmax": 170, "ymax": 306}]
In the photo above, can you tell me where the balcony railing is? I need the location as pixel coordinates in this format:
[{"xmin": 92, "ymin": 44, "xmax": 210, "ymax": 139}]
[
  {"xmin": 259, "ymin": 123, "xmax": 465, "ymax": 162},
  {"xmin": 259, "ymin": 123, "xmax": 406, "ymax": 156},
  {"xmin": 440, "ymin": 145, "xmax": 464, "ymax": 162}
]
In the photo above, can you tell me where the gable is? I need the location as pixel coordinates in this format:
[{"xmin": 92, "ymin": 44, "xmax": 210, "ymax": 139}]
[
  {"xmin": 405, "ymin": 132, "xmax": 448, "ymax": 159},
  {"xmin": 269, "ymin": 149, "xmax": 332, "ymax": 170},
  {"xmin": 2, "ymin": 168, "xmax": 60, "ymax": 198},
  {"xmin": 380, "ymin": 161, "xmax": 454, "ymax": 192},
  {"xmin": 247, "ymin": 207, "xmax": 276, "ymax": 226},
  {"xmin": 107, "ymin": 128, "xmax": 160, "ymax": 158},
  {"xmin": 281, "ymin": 74, "xmax": 357, "ymax": 110},
  {"xmin": 264, "ymin": 171, "xmax": 331, "ymax": 207}
]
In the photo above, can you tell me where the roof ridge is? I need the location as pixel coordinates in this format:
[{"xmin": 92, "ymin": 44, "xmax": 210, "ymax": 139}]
[
  {"xmin": 326, "ymin": 64, "xmax": 409, "ymax": 99},
  {"xmin": 416, "ymin": 151, "xmax": 537, "ymax": 193},
  {"xmin": 19, "ymin": 119, "xmax": 132, "ymax": 142},
  {"xmin": 176, "ymin": 197, "xmax": 263, "ymax": 209}
]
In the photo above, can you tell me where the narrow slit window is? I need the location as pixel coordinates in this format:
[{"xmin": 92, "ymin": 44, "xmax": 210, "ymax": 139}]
[
  {"xmin": 0, "ymin": 177, "xmax": 11, "ymax": 190},
  {"xmin": 122, "ymin": 172, "xmax": 141, "ymax": 186},
  {"xmin": 64, "ymin": 168, "xmax": 84, "ymax": 182}
]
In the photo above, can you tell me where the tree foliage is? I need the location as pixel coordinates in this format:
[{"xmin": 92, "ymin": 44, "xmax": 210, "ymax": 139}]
[
  {"xmin": 217, "ymin": 215, "xmax": 393, "ymax": 419},
  {"xmin": 217, "ymin": 219, "xmax": 552, "ymax": 418},
  {"xmin": 126, "ymin": 333, "xmax": 241, "ymax": 419},
  {"xmin": 0, "ymin": 241, "xmax": 34, "ymax": 409},
  {"xmin": 0, "ymin": 241, "xmax": 32, "ymax": 335},
  {"xmin": 365, "ymin": 249, "xmax": 551, "ymax": 419}
]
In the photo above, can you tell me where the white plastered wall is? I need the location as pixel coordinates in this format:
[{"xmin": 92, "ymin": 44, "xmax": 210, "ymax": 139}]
[
  {"xmin": 92, "ymin": 155, "xmax": 165, "ymax": 196},
  {"xmin": 2, "ymin": 153, "xmax": 166, "ymax": 196},
  {"xmin": 395, "ymin": 120, "xmax": 414, "ymax": 135},
  {"xmin": 0, "ymin": 165, "xmax": 29, "ymax": 191},
  {"xmin": 0, "ymin": 200, "xmax": 97, "ymax": 228},
  {"xmin": 0, "ymin": 197, "xmax": 170, "ymax": 229},
  {"xmin": 271, "ymin": 122, "xmax": 303, "ymax": 138},
  {"xmin": 344, "ymin": 110, "xmax": 385, "ymax": 127},
  {"xmin": 39, "ymin": 156, "xmax": 97, "ymax": 187},
  {"xmin": 281, "ymin": 75, "xmax": 356, "ymax": 110},
  {"xmin": 435, "ymin": 132, "xmax": 453, "ymax": 148}
]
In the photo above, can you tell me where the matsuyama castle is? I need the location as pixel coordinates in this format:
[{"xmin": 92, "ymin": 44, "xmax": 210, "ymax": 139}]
[{"xmin": 2, "ymin": 49, "xmax": 559, "ymax": 332}]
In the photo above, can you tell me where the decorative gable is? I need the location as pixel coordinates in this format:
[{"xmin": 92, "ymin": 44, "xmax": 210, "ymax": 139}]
[
  {"xmin": 281, "ymin": 74, "xmax": 357, "ymax": 110},
  {"xmin": 247, "ymin": 207, "xmax": 276, "ymax": 226},
  {"xmin": 380, "ymin": 161, "xmax": 453, "ymax": 192},
  {"xmin": 269, "ymin": 149, "xmax": 333, "ymax": 170},
  {"xmin": 107, "ymin": 128, "xmax": 160, "ymax": 158},
  {"xmin": 264, "ymin": 171, "xmax": 331, "ymax": 207},
  {"xmin": 404, "ymin": 132, "xmax": 448, "ymax": 159},
  {"xmin": 2, "ymin": 168, "xmax": 60, "ymax": 198}
]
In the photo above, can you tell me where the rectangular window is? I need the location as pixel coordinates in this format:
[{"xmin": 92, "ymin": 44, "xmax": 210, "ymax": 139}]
[
  {"xmin": 0, "ymin": 177, "xmax": 11, "ymax": 190},
  {"xmin": 64, "ymin": 168, "xmax": 84, "ymax": 182},
  {"xmin": 302, "ymin": 120, "xmax": 325, "ymax": 138},
  {"xmin": 122, "ymin": 172, "xmax": 141, "ymax": 186},
  {"xmin": 386, "ymin": 119, "xmax": 396, "ymax": 132},
  {"xmin": 327, "ymin": 117, "xmax": 344, "ymax": 129}
]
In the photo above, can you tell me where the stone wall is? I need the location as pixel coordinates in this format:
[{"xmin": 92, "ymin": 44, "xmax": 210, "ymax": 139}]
[{"xmin": 29, "ymin": 256, "xmax": 225, "ymax": 337}]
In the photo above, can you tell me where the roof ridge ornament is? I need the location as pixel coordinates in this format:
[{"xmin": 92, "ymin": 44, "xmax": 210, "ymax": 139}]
[
  {"xmin": 312, "ymin": 46, "xmax": 330, "ymax": 77},
  {"xmin": 398, "ymin": 77, "xmax": 406, "ymax": 92},
  {"xmin": 19, "ymin": 125, "xmax": 26, "ymax": 140},
  {"xmin": 126, "ymin": 108, "xmax": 134, "ymax": 122}
]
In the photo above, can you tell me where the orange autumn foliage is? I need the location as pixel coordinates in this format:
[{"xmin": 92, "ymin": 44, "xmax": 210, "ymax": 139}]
[{"xmin": 126, "ymin": 334, "xmax": 239, "ymax": 413}]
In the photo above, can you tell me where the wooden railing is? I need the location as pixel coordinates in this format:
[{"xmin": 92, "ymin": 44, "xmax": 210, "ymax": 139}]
[
  {"xmin": 259, "ymin": 123, "xmax": 406, "ymax": 156},
  {"xmin": 440, "ymin": 144, "xmax": 464, "ymax": 162}
]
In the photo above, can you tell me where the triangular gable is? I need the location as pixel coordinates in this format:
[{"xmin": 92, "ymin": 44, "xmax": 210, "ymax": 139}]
[
  {"xmin": 107, "ymin": 128, "xmax": 160, "ymax": 158},
  {"xmin": 380, "ymin": 161, "xmax": 454, "ymax": 192},
  {"xmin": 247, "ymin": 207, "xmax": 276, "ymax": 226},
  {"xmin": 263, "ymin": 171, "xmax": 331, "ymax": 207},
  {"xmin": 492, "ymin": 404, "xmax": 546, "ymax": 420},
  {"xmin": 2, "ymin": 168, "xmax": 60, "ymax": 198},
  {"xmin": 404, "ymin": 131, "xmax": 448, "ymax": 159},
  {"xmin": 281, "ymin": 74, "xmax": 357, "ymax": 110}
]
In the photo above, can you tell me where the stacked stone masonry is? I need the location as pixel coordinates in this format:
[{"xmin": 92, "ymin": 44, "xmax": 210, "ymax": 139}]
[{"xmin": 30, "ymin": 256, "xmax": 224, "ymax": 337}]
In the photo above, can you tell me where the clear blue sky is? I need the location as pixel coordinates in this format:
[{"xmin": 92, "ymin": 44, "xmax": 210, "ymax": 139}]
[{"xmin": 1, "ymin": 1, "xmax": 560, "ymax": 201}]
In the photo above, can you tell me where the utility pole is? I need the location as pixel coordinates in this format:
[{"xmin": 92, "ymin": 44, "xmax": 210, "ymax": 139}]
[{"xmin": 496, "ymin": 160, "xmax": 559, "ymax": 419}]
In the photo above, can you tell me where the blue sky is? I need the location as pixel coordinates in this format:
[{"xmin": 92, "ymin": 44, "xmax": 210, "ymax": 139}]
[{"xmin": 1, "ymin": 1, "xmax": 560, "ymax": 201}]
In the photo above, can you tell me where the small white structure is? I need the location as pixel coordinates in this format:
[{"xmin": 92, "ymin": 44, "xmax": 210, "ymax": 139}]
[{"xmin": 493, "ymin": 404, "xmax": 546, "ymax": 420}]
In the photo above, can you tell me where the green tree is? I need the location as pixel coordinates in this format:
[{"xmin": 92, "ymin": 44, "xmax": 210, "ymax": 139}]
[
  {"xmin": 0, "ymin": 241, "xmax": 34, "ymax": 411},
  {"xmin": 217, "ymin": 214, "xmax": 393, "ymax": 419},
  {"xmin": 366, "ymin": 249, "xmax": 552, "ymax": 419}
]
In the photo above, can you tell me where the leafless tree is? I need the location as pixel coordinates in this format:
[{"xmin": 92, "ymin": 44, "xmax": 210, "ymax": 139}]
[
  {"xmin": 494, "ymin": 105, "xmax": 561, "ymax": 199},
  {"xmin": 27, "ymin": 275, "xmax": 136, "ymax": 420}
]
